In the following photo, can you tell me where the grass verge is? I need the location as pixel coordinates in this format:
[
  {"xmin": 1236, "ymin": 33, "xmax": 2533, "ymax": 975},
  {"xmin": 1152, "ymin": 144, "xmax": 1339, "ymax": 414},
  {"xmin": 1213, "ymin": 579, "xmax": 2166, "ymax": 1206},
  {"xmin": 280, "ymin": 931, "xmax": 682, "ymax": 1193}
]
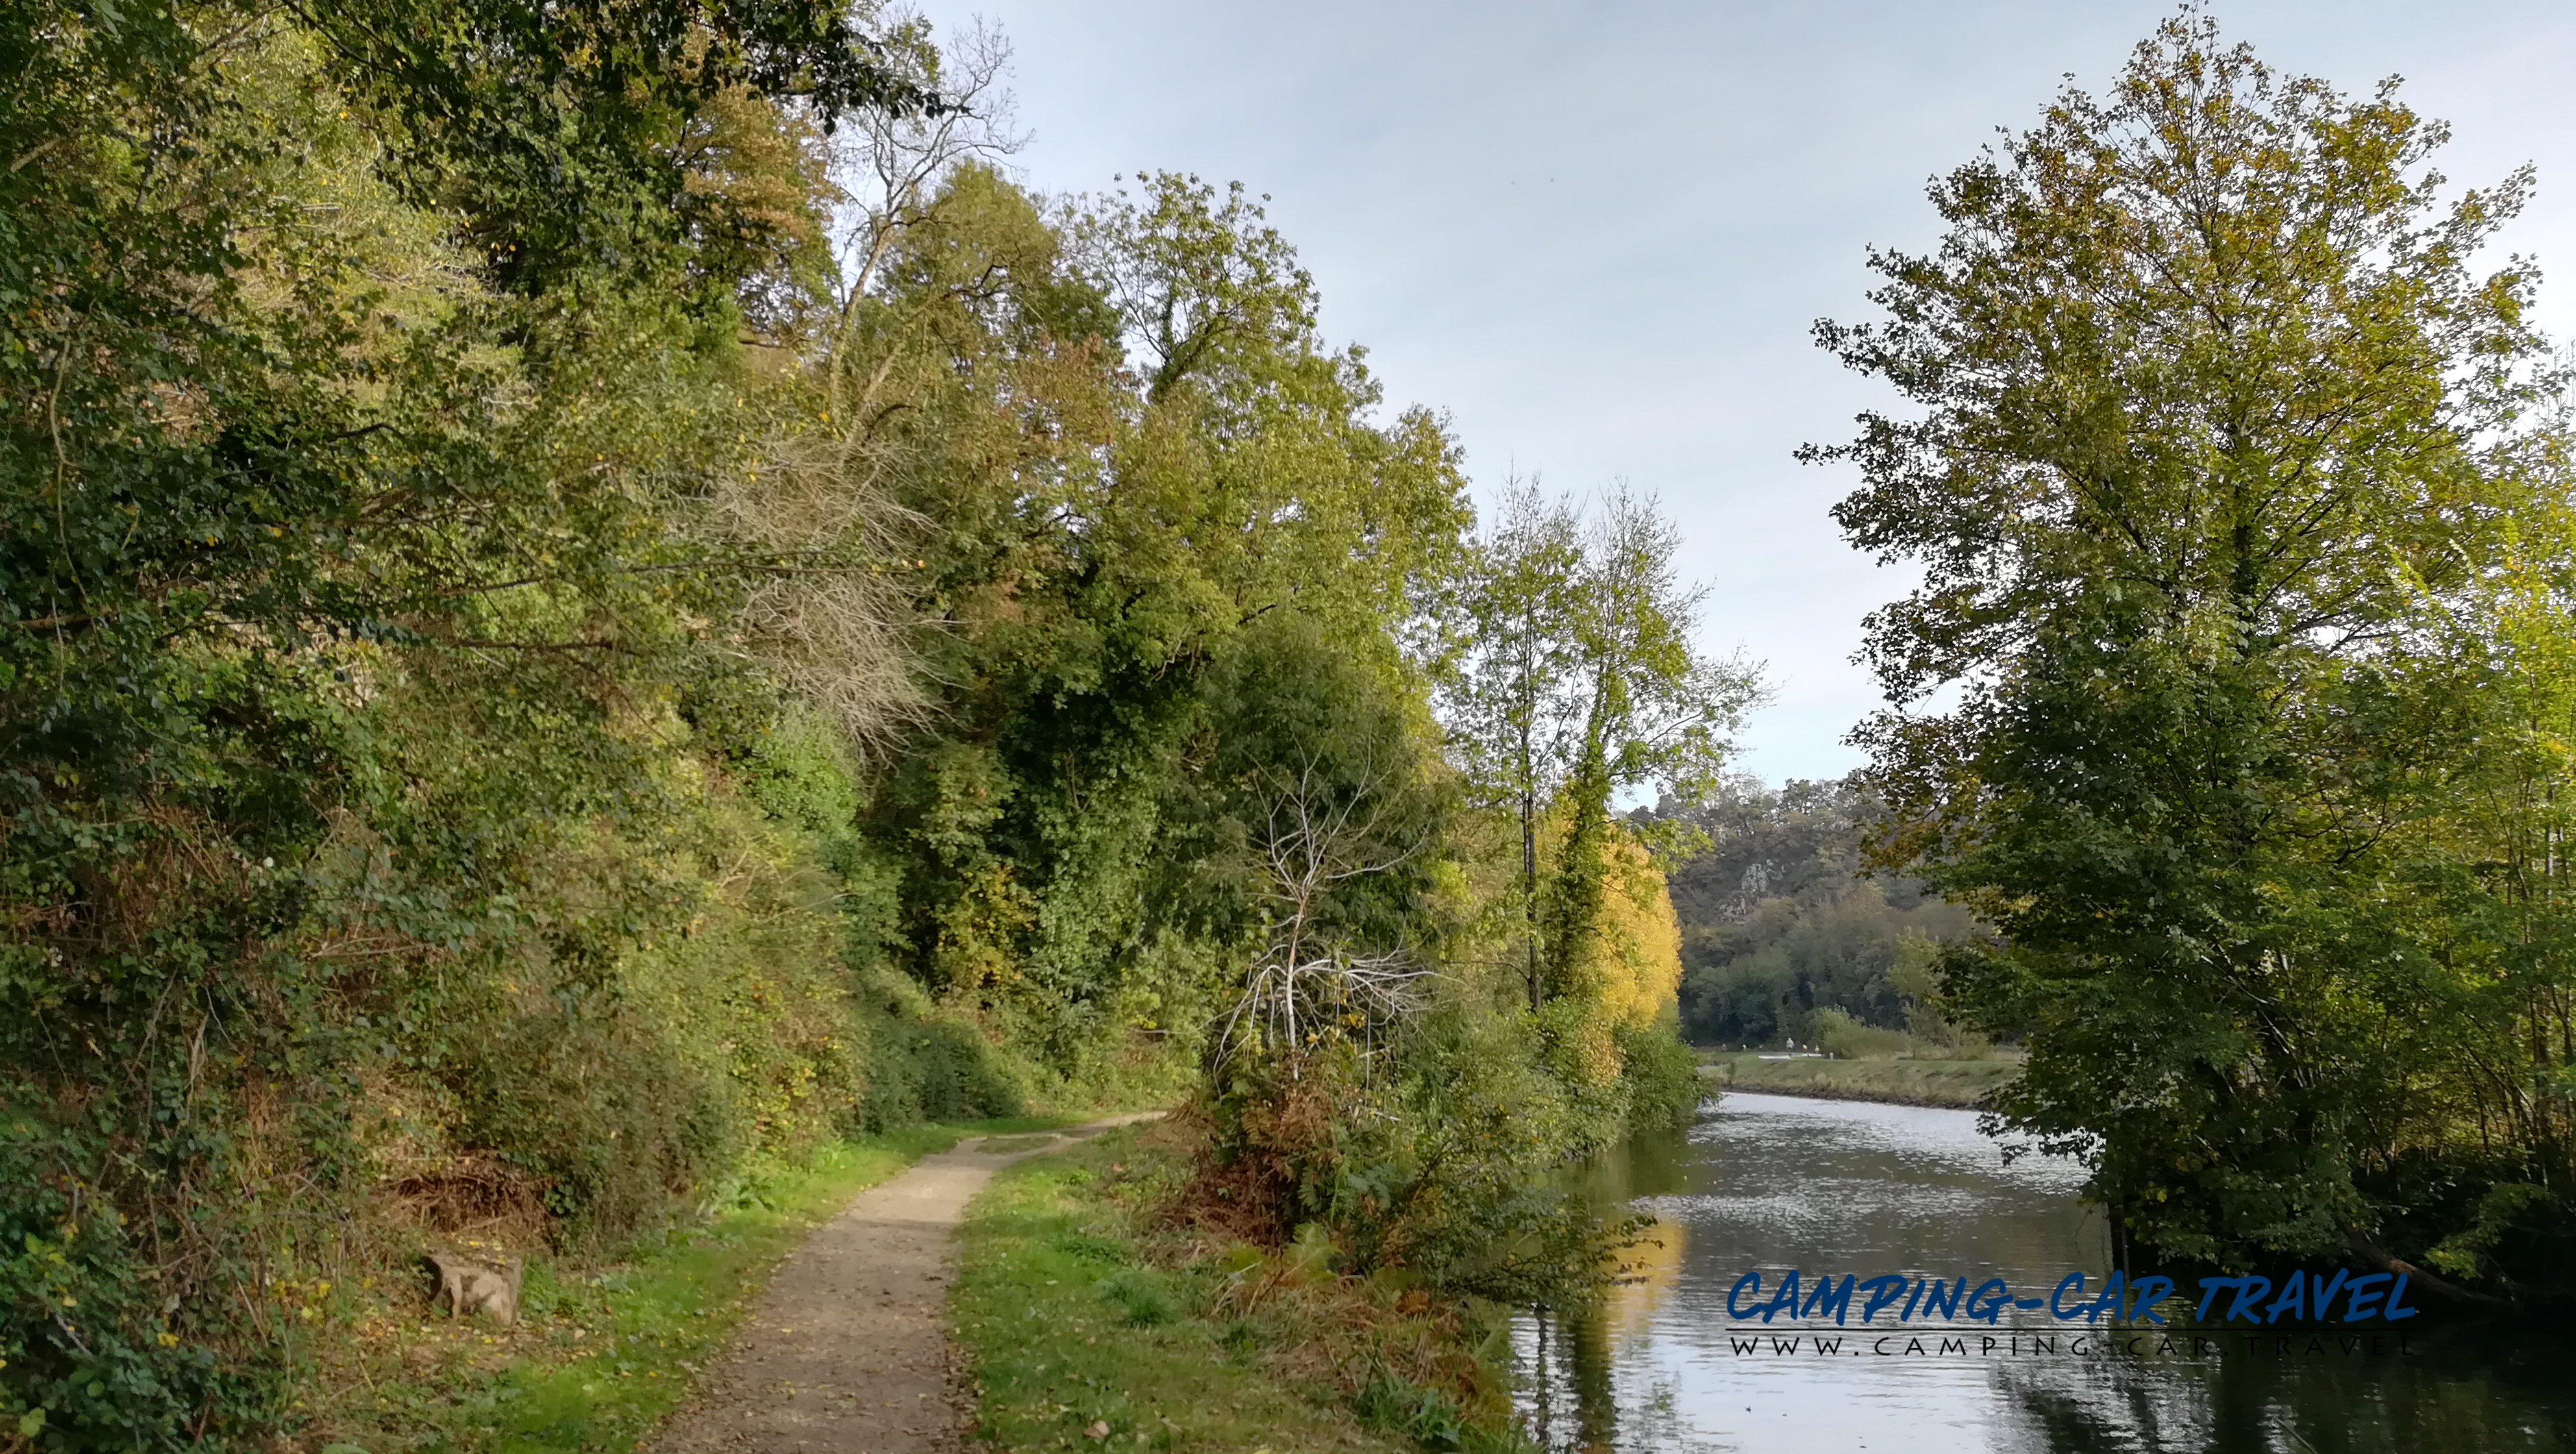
[
  {"xmin": 955, "ymin": 1125, "xmax": 1530, "ymax": 1453},
  {"xmin": 302, "ymin": 1116, "xmax": 1080, "ymax": 1453},
  {"xmin": 1700, "ymin": 1052, "xmax": 2019, "ymax": 1108}
]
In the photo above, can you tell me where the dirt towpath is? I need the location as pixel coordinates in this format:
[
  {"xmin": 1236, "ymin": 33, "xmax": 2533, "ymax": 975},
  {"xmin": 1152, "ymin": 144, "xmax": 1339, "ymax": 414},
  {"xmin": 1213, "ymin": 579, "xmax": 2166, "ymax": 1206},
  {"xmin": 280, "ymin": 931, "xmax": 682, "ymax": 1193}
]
[{"xmin": 655, "ymin": 1115, "xmax": 1162, "ymax": 1454}]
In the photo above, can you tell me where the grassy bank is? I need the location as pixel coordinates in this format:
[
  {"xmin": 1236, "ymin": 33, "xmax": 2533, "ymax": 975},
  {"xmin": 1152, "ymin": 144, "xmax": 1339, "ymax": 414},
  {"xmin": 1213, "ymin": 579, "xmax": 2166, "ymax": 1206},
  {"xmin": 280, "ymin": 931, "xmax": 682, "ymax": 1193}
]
[
  {"xmin": 954, "ymin": 1124, "xmax": 1530, "ymax": 1453},
  {"xmin": 301, "ymin": 1116, "xmax": 1078, "ymax": 1454},
  {"xmin": 1700, "ymin": 1052, "xmax": 2019, "ymax": 1108}
]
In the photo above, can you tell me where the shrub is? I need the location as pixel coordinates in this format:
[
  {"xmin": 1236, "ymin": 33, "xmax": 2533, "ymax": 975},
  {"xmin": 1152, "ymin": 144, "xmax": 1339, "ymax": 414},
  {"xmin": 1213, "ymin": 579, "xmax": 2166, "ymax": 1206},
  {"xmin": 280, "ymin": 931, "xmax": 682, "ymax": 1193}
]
[
  {"xmin": 0, "ymin": 1107, "xmax": 277, "ymax": 1449},
  {"xmin": 861, "ymin": 1018, "xmax": 1028, "ymax": 1129},
  {"xmin": 1192, "ymin": 1011, "xmax": 1637, "ymax": 1309},
  {"xmin": 1811, "ymin": 1007, "xmax": 1913, "ymax": 1061},
  {"xmin": 1614, "ymin": 1020, "xmax": 1706, "ymax": 1133}
]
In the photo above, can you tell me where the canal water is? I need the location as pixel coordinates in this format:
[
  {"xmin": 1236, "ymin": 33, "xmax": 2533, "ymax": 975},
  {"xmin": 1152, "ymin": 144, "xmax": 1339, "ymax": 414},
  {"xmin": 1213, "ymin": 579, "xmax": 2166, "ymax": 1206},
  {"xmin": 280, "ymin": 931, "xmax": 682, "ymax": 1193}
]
[{"xmin": 1513, "ymin": 1091, "xmax": 2576, "ymax": 1453}]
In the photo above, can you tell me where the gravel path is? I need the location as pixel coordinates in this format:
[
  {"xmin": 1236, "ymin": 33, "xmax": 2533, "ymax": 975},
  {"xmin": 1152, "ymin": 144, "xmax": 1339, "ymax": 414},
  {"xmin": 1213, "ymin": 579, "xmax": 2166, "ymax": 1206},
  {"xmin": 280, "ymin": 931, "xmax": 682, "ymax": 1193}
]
[{"xmin": 654, "ymin": 1115, "xmax": 1161, "ymax": 1454}]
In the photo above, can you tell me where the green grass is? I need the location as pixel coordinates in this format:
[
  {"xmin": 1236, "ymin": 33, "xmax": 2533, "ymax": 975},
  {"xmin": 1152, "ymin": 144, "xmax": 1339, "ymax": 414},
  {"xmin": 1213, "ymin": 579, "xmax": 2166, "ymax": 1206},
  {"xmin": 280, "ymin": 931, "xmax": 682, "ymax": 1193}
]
[
  {"xmin": 311, "ymin": 1115, "xmax": 1084, "ymax": 1454},
  {"xmin": 1700, "ymin": 1052, "xmax": 2020, "ymax": 1107},
  {"xmin": 954, "ymin": 1128, "xmax": 1416, "ymax": 1454}
]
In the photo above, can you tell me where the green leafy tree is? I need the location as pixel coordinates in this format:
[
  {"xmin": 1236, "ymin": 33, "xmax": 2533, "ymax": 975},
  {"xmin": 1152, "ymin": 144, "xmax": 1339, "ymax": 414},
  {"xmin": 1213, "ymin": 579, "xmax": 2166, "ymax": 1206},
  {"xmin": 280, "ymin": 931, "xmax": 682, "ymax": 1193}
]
[
  {"xmin": 835, "ymin": 164, "xmax": 1470, "ymax": 1070},
  {"xmin": 1, "ymin": 3, "xmax": 934, "ymax": 1441},
  {"xmin": 1444, "ymin": 486, "xmax": 1761, "ymax": 1009},
  {"xmin": 1653, "ymin": 778, "xmax": 1979, "ymax": 1048},
  {"xmin": 1812, "ymin": 12, "xmax": 2562, "ymax": 1275},
  {"xmin": 1443, "ymin": 481, "xmax": 1589, "ymax": 1007},
  {"xmin": 1542, "ymin": 487, "xmax": 1762, "ymax": 1005}
]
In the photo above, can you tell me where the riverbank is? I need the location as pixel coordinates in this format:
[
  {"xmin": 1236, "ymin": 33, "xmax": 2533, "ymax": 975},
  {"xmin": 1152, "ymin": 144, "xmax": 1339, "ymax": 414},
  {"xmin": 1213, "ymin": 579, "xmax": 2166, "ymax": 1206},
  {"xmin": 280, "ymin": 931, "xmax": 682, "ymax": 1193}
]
[
  {"xmin": 1699, "ymin": 1052, "xmax": 2018, "ymax": 1107},
  {"xmin": 954, "ymin": 1121, "xmax": 1530, "ymax": 1452},
  {"xmin": 299, "ymin": 1116, "xmax": 1080, "ymax": 1454}
]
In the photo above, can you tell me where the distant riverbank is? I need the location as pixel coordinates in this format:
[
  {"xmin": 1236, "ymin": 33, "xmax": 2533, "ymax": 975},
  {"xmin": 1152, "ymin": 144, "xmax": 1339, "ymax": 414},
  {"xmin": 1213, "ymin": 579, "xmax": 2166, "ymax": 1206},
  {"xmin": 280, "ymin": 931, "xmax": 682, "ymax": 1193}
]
[{"xmin": 1698, "ymin": 1052, "xmax": 2018, "ymax": 1108}]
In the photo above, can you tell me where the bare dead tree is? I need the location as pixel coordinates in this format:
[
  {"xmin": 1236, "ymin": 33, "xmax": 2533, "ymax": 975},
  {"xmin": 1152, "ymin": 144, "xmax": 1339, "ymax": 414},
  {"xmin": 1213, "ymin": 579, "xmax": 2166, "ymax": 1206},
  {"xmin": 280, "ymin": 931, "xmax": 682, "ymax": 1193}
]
[
  {"xmin": 821, "ymin": 13, "xmax": 1026, "ymax": 423},
  {"xmin": 1213, "ymin": 758, "xmax": 1438, "ymax": 1077},
  {"xmin": 700, "ymin": 430, "xmax": 930, "ymax": 755},
  {"xmin": 696, "ymin": 15, "xmax": 1024, "ymax": 754}
]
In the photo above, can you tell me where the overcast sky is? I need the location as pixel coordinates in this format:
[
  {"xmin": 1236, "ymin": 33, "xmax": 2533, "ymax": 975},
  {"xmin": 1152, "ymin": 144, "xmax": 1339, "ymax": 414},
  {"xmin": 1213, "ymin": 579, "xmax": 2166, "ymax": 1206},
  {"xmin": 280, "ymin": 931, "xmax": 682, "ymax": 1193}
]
[{"xmin": 913, "ymin": 0, "xmax": 2576, "ymax": 785}]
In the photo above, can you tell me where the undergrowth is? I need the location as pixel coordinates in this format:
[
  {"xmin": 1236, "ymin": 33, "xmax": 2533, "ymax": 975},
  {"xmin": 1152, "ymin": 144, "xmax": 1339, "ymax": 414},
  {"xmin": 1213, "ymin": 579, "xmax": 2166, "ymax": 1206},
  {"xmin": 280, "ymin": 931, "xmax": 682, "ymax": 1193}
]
[
  {"xmin": 956, "ymin": 1123, "xmax": 1539, "ymax": 1454},
  {"xmin": 293, "ymin": 1118, "xmax": 1076, "ymax": 1454}
]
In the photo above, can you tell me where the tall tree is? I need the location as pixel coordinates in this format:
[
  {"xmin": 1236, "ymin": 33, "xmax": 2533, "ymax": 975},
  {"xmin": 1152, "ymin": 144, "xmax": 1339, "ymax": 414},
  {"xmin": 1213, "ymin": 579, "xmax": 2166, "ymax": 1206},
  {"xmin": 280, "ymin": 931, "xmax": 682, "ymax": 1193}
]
[
  {"xmin": 1812, "ymin": 13, "xmax": 2560, "ymax": 1274},
  {"xmin": 1445, "ymin": 481, "xmax": 1589, "ymax": 1007},
  {"xmin": 1543, "ymin": 487, "xmax": 1761, "ymax": 1004},
  {"xmin": 1444, "ymin": 485, "xmax": 1759, "ymax": 1009},
  {"xmin": 837, "ymin": 165, "xmax": 1470, "ymax": 1065}
]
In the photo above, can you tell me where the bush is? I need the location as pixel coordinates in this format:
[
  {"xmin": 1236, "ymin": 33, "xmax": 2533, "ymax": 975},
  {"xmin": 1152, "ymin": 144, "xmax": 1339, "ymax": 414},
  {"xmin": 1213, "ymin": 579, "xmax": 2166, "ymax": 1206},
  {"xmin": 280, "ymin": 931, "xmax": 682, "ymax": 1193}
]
[
  {"xmin": 1194, "ymin": 1011, "xmax": 1637, "ymax": 1309},
  {"xmin": 1811, "ymin": 1008, "xmax": 1914, "ymax": 1061},
  {"xmin": 0, "ymin": 1109, "xmax": 276, "ymax": 1450},
  {"xmin": 1615, "ymin": 1020, "xmax": 1706, "ymax": 1133},
  {"xmin": 861, "ymin": 1018, "xmax": 1028, "ymax": 1129}
]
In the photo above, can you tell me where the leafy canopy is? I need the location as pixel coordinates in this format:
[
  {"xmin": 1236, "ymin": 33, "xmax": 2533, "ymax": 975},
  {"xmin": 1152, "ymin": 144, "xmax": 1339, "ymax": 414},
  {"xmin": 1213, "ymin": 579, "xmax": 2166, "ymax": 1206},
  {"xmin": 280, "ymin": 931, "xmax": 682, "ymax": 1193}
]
[{"xmin": 1814, "ymin": 10, "xmax": 2566, "ymax": 1274}]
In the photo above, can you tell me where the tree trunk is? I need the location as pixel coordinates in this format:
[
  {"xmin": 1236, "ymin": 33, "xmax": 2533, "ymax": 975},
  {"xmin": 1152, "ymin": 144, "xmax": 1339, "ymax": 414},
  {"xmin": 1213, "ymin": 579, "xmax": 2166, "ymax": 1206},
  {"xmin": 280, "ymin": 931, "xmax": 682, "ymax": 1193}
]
[{"xmin": 1522, "ymin": 787, "xmax": 1541, "ymax": 1012}]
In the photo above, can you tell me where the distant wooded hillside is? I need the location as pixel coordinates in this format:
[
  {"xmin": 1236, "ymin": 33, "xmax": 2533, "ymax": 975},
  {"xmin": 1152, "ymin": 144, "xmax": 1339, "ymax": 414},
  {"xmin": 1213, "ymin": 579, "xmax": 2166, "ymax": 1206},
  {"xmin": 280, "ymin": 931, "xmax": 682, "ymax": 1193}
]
[{"xmin": 1645, "ymin": 778, "xmax": 1977, "ymax": 1047}]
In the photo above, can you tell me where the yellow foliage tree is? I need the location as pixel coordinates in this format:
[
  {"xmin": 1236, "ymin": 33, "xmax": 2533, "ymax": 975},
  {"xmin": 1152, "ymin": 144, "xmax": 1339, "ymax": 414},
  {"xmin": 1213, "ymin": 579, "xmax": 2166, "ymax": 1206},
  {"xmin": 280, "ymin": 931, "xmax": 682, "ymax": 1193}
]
[
  {"xmin": 1575, "ymin": 829, "xmax": 1684, "ymax": 1031},
  {"xmin": 1534, "ymin": 811, "xmax": 1685, "ymax": 1083}
]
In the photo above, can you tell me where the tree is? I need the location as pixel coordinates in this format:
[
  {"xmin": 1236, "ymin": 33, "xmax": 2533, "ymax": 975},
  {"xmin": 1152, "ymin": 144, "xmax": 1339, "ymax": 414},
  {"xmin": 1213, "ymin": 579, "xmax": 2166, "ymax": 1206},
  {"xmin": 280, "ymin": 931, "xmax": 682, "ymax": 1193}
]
[
  {"xmin": 1651, "ymin": 777, "xmax": 1979, "ymax": 1048},
  {"xmin": 0, "ymin": 1, "xmax": 955, "ymax": 1440},
  {"xmin": 1544, "ymin": 487, "xmax": 1763, "ymax": 1004},
  {"xmin": 1444, "ymin": 481, "xmax": 1590, "ymax": 1007},
  {"xmin": 1444, "ymin": 484, "xmax": 1761, "ymax": 1009},
  {"xmin": 1211, "ymin": 715, "xmax": 1439, "ymax": 1078},
  {"xmin": 838, "ymin": 164, "xmax": 1471, "ymax": 1066},
  {"xmin": 1812, "ymin": 12, "xmax": 2561, "ymax": 1275}
]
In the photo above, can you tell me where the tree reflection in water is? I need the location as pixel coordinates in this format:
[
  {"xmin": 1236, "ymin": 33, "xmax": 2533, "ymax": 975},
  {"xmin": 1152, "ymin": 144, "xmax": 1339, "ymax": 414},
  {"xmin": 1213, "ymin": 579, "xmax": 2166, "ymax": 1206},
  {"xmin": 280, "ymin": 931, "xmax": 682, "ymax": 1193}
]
[
  {"xmin": 1995, "ymin": 1329, "xmax": 2576, "ymax": 1454},
  {"xmin": 1511, "ymin": 1095, "xmax": 2576, "ymax": 1453}
]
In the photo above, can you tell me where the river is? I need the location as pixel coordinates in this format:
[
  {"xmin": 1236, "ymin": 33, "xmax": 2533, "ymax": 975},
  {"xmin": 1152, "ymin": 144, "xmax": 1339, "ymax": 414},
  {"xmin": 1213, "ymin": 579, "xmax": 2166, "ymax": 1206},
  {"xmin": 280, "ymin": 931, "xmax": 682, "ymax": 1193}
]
[{"xmin": 1513, "ymin": 1091, "xmax": 2576, "ymax": 1453}]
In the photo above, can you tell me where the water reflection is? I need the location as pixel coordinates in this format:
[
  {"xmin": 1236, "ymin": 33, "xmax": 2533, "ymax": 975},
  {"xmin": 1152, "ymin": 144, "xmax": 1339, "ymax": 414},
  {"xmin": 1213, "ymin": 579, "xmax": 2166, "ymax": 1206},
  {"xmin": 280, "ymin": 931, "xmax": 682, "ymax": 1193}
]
[{"xmin": 1514, "ymin": 1092, "xmax": 2576, "ymax": 1453}]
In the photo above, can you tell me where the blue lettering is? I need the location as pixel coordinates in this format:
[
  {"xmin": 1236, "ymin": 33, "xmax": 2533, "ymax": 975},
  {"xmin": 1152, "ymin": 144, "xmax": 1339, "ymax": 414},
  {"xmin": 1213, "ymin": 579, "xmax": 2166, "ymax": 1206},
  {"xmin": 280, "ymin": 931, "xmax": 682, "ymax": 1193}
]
[
  {"xmin": 1901, "ymin": 1277, "xmax": 1926, "ymax": 1320},
  {"xmin": 1965, "ymin": 1278, "xmax": 2011, "ymax": 1325},
  {"xmin": 2079, "ymin": 1270, "xmax": 2127, "ymax": 1323},
  {"xmin": 2049, "ymin": 1272, "xmax": 2089, "ymax": 1320},
  {"xmin": 1727, "ymin": 1272, "xmax": 1764, "ymax": 1320},
  {"xmin": 2125, "ymin": 1275, "xmax": 2172, "ymax": 1324},
  {"xmin": 1920, "ymin": 1276, "xmax": 1966, "ymax": 1320},
  {"xmin": 2264, "ymin": 1270, "xmax": 2307, "ymax": 1324},
  {"xmin": 2342, "ymin": 1273, "xmax": 2390, "ymax": 1322},
  {"xmin": 2223, "ymin": 1276, "xmax": 2274, "ymax": 1323},
  {"xmin": 2384, "ymin": 1273, "xmax": 2418, "ymax": 1322},
  {"xmin": 2194, "ymin": 1276, "xmax": 2243, "ymax": 1321},
  {"xmin": 1760, "ymin": 1270, "xmax": 1805, "ymax": 1324},
  {"xmin": 2314, "ymin": 1269, "xmax": 2351, "ymax": 1318},
  {"xmin": 1801, "ymin": 1275, "xmax": 1855, "ymax": 1325},
  {"xmin": 1857, "ymin": 1274, "xmax": 1909, "ymax": 1323}
]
